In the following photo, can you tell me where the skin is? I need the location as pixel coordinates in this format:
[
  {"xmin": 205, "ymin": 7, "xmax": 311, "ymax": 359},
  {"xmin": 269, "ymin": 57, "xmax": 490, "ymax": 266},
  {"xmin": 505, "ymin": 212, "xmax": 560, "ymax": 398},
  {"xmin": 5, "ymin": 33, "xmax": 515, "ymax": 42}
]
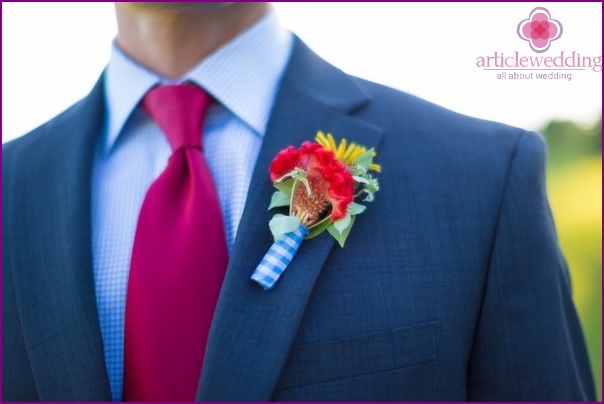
[{"xmin": 115, "ymin": 2, "xmax": 270, "ymax": 79}]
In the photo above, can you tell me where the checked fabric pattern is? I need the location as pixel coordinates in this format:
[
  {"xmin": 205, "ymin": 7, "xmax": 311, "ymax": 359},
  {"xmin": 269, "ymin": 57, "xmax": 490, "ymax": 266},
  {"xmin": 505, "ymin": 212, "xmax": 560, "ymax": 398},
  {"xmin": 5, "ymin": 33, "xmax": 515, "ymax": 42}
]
[{"xmin": 251, "ymin": 224, "xmax": 308, "ymax": 290}]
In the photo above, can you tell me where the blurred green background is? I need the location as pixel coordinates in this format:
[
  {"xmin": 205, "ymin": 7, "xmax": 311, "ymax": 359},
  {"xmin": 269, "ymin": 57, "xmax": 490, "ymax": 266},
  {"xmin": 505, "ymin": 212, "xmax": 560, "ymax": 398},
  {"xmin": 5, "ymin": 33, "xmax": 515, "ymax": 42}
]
[{"xmin": 542, "ymin": 115, "xmax": 602, "ymax": 400}]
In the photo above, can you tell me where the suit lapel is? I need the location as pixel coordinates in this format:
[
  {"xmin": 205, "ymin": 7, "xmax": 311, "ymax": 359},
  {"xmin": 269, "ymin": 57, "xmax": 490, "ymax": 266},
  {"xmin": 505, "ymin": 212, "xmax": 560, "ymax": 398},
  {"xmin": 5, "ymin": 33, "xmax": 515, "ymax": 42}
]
[
  {"xmin": 10, "ymin": 78, "xmax": 112, "ymax": 401},
  {"xmin": 198, "ymin": 39, "xmax": 383, "ymax": 401}
]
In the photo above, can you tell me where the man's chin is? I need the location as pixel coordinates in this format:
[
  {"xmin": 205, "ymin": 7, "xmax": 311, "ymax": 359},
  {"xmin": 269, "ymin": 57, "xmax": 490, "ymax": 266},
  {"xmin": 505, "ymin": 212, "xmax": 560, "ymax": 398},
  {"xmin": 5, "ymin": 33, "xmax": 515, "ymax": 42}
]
[{"xmin": 139, "ymin": 2, "xmax": 233, "ymax": 12}]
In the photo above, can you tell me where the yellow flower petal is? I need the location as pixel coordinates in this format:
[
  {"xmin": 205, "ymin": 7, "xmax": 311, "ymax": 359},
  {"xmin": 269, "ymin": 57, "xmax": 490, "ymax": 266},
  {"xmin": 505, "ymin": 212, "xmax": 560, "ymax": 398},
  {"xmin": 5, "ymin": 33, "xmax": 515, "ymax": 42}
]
[
  {"xmin": 348, "ymin": 148, "xmax": 366, "ymax": 163},
  {"xmin": 342, "ymin": 143, "xmax": 358, "ymax": 162},
  {"xmin": 315, "ymin": 132, "xmax": 380, "ymax": 171},
  {"xmin": 327, "ymin": 133, "xmax": 337, "ymax": 153},
  {"xmin": 336, "ymin": 138, "xmax": 347, "ymax": 159},
  {"xmin": 315, "ymin": 131, "xmax": 329, "ymax": 149}
]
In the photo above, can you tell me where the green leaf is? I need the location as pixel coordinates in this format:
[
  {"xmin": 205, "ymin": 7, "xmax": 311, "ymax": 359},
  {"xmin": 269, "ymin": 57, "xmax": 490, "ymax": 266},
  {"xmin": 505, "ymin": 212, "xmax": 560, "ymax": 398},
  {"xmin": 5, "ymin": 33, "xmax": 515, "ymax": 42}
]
[
  {"xmin": 268, "ymin": 191, "xmax": 291, "ymax": 210},
  {"xmin": 333, "ymin": 213, "xmax": 352, "ymax": 234},
  {"xmin": 269, "ymin": 214, "xmax": 302, "ymax": 242},
  {"xmin": 305, "ymin": 215, "xmax": 333, "ymax": 239},
  {"xmin": 292, "ymin": 176, "xmax": 312, "ymax": 196},
  {"xmin": 327, "ymin": 215, "xmax": 356, "ymax": 248},
  {"xmin": 348, "ymin": 202, "xmax": 366, "ymax": 216},
  {"xmin": 350, "ymin": 165, "xmax": 367, "ymax": 176},
  {"xmin": 353, "ymin": 175, "xmax": 370, "ymax": 184},
  {"xmin": 362, "ymin": 175, "xmax": 380, "ymax": 202},
  {"xmin": 274, "ymin": 179, "xmax": 295, "ymax": 198},
  {"xmin": 273, "ymin": 170, "xmax": 297, "ymax": 184},
  {"xmin": 367, "ymin": 176, "xmax": 380, "ymax": 192},
  {"xmin": 353, "ymin": 174, "xmax": 379, "ymax": 203},
  {"xmin": 353, "ymin": 148, "xmax": 375, "ymax": 170}
]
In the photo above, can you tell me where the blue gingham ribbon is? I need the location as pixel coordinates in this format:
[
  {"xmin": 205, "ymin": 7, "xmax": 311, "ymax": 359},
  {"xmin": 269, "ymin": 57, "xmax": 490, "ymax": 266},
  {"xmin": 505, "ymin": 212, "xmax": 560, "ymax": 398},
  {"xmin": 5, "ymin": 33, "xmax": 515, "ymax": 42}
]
[{"xmin": 251, "ymin": 224, "xmax": 308, "ymax": 290}]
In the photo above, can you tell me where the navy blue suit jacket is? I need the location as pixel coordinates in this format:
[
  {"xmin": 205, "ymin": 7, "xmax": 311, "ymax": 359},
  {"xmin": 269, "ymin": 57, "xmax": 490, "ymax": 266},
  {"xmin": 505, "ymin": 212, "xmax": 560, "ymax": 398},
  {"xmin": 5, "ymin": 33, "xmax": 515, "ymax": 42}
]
[{"xmin": 2, "ymin": 38, "xmax": 595, "ymax": 401}]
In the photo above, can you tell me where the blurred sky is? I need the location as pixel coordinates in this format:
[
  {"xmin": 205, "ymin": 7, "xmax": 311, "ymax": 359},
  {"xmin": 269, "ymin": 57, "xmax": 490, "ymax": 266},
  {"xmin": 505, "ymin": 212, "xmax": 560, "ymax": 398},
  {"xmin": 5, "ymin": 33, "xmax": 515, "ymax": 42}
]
[{"xmin": 2, "ymin": 2, "xmax": 602, "ymax": 142}]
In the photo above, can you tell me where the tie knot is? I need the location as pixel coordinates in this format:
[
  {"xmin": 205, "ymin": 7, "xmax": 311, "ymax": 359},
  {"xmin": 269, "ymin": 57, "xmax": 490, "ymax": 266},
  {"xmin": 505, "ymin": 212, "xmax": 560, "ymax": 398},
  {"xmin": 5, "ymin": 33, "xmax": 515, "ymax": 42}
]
[{"xmin": 142, "ymin": 84, "xmax": 209, "ymax": 151}]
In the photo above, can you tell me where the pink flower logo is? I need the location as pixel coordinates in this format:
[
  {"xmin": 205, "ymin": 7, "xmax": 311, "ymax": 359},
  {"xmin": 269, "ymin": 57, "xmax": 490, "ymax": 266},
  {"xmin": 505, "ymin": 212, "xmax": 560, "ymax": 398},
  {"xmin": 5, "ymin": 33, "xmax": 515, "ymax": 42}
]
[{"xmin": 517, "ymin": 7, "xmax": 563, "ymax": 53}]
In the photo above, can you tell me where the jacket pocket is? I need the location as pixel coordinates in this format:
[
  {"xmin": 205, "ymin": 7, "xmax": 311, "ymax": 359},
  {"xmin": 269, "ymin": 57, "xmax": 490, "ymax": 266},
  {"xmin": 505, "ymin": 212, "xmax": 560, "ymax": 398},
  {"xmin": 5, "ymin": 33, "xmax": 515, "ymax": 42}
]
[{"xmin": 277, "ymin": 320, "xmax": 441, "ymax": 389}]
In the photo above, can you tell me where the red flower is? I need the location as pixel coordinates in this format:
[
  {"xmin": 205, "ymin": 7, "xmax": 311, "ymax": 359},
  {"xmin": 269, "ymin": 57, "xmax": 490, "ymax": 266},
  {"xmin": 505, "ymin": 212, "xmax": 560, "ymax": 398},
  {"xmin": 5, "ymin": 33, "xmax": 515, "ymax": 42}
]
[
  {"xmin": 269, "ymin": 146, "xmax": 300, "ymax": 182},
  {"xmin": 270, "ymin": 142, "xmax": 354, "ymax": 224}
]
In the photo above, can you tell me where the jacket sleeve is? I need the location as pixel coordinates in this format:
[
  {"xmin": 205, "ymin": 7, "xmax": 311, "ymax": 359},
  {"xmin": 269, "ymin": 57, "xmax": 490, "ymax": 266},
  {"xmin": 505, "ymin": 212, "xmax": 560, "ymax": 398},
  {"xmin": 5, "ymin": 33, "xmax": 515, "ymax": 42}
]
[{"xmin": 467, "ymin": 130, "xmax": 596, "ymax": 401}]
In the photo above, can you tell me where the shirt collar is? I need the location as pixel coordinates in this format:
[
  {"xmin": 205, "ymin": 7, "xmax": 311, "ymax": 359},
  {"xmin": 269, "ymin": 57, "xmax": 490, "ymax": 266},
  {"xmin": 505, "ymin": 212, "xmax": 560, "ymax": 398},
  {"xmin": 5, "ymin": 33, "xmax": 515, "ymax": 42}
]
[{"xmin": 103, "ymin": 9, "xmax": 293, "ymax": 153}]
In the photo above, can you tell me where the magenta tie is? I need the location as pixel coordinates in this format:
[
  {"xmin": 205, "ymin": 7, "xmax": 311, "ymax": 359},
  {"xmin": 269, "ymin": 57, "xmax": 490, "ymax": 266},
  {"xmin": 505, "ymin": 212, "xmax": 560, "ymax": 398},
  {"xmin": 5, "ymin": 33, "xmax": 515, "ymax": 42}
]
[{"xmin": 123, "ymin": 84, "xmax": 228, "ymax": 401}]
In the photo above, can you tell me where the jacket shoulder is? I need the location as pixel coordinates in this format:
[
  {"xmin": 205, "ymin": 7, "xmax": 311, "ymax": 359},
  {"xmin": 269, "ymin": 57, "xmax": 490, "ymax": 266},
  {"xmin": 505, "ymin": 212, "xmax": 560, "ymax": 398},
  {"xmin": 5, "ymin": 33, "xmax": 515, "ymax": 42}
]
[
  {"xmin": 353, "ymin": 76, "xmax": 532, "ymax": 144},
  {"xmin": 350, "ymin": 76, "xmax": 543, "ymax": 174}
]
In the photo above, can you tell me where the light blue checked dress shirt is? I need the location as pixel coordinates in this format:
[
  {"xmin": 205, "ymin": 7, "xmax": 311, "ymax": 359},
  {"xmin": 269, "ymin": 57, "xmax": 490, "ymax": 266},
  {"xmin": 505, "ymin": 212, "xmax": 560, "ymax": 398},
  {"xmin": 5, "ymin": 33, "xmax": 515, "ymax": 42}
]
[{"xmin": 91, "ymin": 11, "xmax": 293, "ymax": 401}]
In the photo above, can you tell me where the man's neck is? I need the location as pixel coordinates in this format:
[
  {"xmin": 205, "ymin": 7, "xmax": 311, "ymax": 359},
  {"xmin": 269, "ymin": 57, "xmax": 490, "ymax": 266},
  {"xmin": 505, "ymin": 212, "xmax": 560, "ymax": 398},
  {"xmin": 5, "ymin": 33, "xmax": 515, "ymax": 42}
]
[{"xmin": 115, "ymin": 2, "xmax": 270, "ymax": 79}]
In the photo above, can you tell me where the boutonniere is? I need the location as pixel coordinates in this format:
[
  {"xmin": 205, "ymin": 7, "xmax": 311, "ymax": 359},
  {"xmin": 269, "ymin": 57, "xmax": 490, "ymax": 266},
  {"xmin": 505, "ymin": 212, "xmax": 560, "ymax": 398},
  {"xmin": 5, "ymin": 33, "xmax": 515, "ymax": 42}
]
[{"xmin": 251, "ymin": 131, "xmax": 380, "ymax": 290}]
